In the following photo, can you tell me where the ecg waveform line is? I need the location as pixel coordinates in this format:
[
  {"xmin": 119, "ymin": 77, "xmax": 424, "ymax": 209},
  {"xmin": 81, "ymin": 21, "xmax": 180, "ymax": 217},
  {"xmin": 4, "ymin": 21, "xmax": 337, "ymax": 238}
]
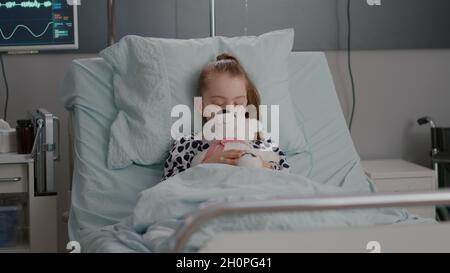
[
  {"xmin": 0, "ymin": 0, "xmax": 52, "ymax": 9},
  {"xmin": 0, "ymin": 21, "xmax": 53, "ymax": 40}
]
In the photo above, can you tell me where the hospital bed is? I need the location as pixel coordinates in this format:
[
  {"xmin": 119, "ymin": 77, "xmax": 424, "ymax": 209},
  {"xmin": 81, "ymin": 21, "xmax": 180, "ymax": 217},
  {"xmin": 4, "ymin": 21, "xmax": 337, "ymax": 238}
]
[{"xmin": 62, "ymin": 52, "xmax": 450, "ymax": 253}]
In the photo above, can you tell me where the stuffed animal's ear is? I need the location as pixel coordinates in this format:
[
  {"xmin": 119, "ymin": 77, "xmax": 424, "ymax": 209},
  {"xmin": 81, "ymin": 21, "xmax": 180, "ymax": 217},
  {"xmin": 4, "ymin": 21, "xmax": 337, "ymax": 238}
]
[
  {"xmin": 233, "ymin": 105, "xmax": 247, "ymax": 117},
  {"xmin": 254, "ymin": 120, "xmax": 273, "ymax": 140},
  {"xmin": 244, "ymin": 118, "xmax": 262, "ymax": 141}
]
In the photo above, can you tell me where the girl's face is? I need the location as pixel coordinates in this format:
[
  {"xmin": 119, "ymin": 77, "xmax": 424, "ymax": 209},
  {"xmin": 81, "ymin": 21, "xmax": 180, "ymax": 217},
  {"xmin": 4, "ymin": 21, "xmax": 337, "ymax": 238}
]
[{"xmin": 202, "ymin": 73, "xmax": 248, "ymax": 120}]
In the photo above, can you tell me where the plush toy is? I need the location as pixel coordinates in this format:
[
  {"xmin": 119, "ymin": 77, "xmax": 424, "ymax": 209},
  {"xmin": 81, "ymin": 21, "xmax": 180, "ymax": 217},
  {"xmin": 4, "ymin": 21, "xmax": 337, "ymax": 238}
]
[{"xmin": 191, "ymin": 112, "xmax": 280, "ymax": 168}]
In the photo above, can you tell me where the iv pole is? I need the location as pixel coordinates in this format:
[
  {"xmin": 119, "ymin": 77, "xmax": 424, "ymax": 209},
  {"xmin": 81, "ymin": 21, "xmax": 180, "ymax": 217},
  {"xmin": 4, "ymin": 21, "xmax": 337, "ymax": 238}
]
[
  {"xmin": 107, "ymin": 0, "xmax": 116, "ymax": 46},
  {"xmin": 210, "ymin": 0, "xmax": 216, "ymax": 37}
]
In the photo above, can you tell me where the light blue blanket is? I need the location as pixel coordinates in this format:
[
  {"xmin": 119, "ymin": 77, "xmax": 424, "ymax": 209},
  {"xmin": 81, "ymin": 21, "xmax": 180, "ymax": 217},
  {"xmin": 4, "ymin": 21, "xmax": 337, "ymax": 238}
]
[{"xmin": 81, "ymin": 164, "xmax": 431, "ymax": 253}]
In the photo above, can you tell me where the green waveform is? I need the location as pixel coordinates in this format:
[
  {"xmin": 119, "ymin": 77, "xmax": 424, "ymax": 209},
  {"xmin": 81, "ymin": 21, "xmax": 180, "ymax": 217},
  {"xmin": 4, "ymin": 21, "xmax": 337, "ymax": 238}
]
[
  {"xmin": 0, "ymin": 0, "xmax": 52, "ymax": 9},
  {"xmin": 0, "ymin": 21, "xmax": 53, "ymax": 40}
]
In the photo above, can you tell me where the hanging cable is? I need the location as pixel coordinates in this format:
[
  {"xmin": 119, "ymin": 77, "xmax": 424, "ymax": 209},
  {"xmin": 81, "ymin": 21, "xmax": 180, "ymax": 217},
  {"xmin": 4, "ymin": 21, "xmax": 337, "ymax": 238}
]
[
  {"xmin": 0, "ymin": 53, "xmax": 9, "ymax": 121},
  {"xmin": 347, "ymin": 0, "xmax": 356, "ymax": 131},
  {"xmin": 244, "ymin": 0, "xmax": 249, "ymax": 35}
]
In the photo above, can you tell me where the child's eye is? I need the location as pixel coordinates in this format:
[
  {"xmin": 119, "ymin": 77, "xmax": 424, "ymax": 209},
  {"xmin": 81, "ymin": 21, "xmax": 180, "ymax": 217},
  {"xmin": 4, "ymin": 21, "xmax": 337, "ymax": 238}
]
[{"xmin": 211, "ymin": 99, "xmax": 225, "ymax": 105}]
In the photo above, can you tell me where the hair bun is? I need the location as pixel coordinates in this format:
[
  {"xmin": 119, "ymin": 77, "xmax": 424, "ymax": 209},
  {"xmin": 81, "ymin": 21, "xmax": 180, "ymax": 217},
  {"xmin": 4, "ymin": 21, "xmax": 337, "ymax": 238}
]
[{"xmin": 216, "ymin": 53, "xmax": 240, "ymax": 64}]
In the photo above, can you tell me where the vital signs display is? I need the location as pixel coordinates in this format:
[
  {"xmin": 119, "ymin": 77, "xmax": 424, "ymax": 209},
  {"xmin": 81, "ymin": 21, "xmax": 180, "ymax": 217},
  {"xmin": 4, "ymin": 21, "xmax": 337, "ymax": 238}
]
[{"xmin": 0, "ymin": 0, "xmax": 78, "ymax": 52}]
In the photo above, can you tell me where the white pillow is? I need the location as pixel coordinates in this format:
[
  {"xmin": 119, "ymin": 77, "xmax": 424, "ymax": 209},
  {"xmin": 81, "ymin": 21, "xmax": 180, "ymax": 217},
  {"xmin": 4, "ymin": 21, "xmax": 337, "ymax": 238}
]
[{"xmin": 100, "ymin": 29, "xmax": 306, "ymax": 169}]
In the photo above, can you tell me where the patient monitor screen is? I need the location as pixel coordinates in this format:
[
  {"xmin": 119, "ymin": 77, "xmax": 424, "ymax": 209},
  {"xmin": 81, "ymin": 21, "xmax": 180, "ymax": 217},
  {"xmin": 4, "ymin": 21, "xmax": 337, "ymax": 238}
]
[{"xmin": 0, "ymin": 0, "xmax": 78, "ymax": 51}]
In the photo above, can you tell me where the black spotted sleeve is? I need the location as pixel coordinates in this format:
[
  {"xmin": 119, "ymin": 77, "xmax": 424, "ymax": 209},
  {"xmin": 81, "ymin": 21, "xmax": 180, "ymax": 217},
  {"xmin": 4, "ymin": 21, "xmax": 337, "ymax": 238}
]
[
  {"xmin": 270, "ymin": 147, "xmax": 290, "ymax": 172},
  {"xmin": 161, "ymin": 135, "xmax": 210, "ymax": 181},
  {"xmin": 252, "ymin": 138, "xmax": 290, "ymax": 172}
]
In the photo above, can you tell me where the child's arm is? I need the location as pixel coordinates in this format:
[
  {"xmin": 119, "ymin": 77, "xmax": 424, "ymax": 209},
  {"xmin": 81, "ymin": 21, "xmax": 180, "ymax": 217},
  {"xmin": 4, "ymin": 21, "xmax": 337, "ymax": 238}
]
[
  {"xmin": 254, "ymin": 139, "xmax": 290, "ymax": 172},
  {"xmin": 266, "ymin": 150, "xmax": 290, "ymax": 171},
  {"xmin": 161, "ymin": 136, "xmax": 204, "ymax": 181}
]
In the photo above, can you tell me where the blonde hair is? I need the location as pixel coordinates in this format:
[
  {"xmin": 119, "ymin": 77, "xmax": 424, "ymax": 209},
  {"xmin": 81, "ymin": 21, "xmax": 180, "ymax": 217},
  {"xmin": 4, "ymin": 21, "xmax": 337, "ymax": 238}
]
[{"xmin": 198, "ymin": 53, "xmax": 261, "ymax": 120}]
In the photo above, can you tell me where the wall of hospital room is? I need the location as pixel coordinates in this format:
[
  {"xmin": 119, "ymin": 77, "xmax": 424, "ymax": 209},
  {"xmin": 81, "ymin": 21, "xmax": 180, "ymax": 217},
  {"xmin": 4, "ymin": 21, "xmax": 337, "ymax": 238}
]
[
  {"xmin": 2, "ymin": 49, "xmax": 449, "ymax": 250},
  {"xmin": 2, "ymin": 0, "xmax": 450, "ymax": 252},
  {"xmin": 0, "ymin": 54, "xmax": 92, "ymax": 252}
]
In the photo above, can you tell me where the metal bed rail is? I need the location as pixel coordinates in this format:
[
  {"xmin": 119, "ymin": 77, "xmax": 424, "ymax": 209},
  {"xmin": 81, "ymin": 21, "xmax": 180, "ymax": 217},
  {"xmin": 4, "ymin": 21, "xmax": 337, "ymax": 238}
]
[{"xmin": 172, "ymin": 190, "xmax": 450, "ymax": 252}]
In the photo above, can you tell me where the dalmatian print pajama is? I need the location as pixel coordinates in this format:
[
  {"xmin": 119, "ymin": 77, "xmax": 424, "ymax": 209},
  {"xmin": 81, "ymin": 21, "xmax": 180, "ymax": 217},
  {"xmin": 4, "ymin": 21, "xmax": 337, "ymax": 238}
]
[{"xmin": 161, "ymin": 134, "xmax": 290, "ymax": 181}]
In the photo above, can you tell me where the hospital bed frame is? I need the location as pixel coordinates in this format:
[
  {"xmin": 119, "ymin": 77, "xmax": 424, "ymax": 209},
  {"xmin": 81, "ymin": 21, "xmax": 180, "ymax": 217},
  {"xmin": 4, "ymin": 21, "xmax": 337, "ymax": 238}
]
[
  {"xmin": 64, "ymin": 49, "xmax": 450, "ymax": 252},
  {"xmin": 66, "ymin": 111, "xmax": 450, "ymax": 253},
  {"xmin": 173, "ymin": 191, "xmax": 450, "ymax": 253}
]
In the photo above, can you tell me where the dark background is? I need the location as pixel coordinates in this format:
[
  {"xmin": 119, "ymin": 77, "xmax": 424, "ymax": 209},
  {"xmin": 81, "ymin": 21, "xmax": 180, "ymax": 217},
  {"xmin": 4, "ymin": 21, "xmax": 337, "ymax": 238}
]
[{"xmin": 74, "ymin": 0, "xmax": 450, "ymax": 53}]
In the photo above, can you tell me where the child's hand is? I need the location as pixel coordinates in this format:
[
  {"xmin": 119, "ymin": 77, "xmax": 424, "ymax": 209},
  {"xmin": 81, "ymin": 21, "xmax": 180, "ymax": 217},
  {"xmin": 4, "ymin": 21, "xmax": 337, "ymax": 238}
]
[
  {"xmin": 263, "ymin": 161, "xmax": 272, "ymax": 169},
  {"xmin": 203, "ymin": 149, "xmax": 243, "ymax": 165}
]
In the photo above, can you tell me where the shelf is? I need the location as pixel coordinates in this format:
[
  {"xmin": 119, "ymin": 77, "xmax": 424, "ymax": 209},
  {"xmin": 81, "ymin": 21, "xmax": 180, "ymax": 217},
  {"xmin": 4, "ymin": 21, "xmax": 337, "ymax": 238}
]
[
  {"xmin": 0, "ymin": 151, "xmax": 57, "ymax": 252},
  {"xmin": 0, "ymin": 193, "xmax": 30, "ymax": 253},
  {"xmin": 0, "ymin": 153, "xmax": 33, "ymax": 164}
]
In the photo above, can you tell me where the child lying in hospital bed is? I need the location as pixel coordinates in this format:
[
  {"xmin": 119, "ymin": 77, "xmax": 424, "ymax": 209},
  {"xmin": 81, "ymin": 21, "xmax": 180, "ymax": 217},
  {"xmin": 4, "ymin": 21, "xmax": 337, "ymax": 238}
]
[
  {"xmin": 161, "ymin": 54, "xmax": 290, "ymax": 181},
  {"xmin": 125, "ymin": 53, "xmax": 427, "ymax": 253}
]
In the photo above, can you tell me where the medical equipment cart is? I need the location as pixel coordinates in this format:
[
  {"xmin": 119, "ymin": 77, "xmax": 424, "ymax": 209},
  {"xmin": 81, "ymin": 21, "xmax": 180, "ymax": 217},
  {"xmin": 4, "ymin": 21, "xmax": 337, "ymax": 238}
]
[
  {"xmin": 0, "ymin": 153, "xmax": 57, "ymax": 252},
  {"xmin": 0, "ymin": 109, "xmax": 59, "ymax": 252}
]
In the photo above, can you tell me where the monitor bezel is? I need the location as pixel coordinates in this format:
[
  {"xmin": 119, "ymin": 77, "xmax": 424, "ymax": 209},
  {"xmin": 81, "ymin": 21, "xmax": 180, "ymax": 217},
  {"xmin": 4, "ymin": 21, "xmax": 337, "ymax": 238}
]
[{"xmin": 0, "ymin": 4, "xmax": 79, "ymax": 53}]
